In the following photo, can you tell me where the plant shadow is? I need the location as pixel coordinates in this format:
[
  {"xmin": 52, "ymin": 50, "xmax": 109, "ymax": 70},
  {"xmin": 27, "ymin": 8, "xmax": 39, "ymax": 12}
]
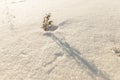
[
  {"xmin": 44, "ymin": 33, "xmax": 110, "ymax": 80},
  {"xmin": 43, "ymin": 53, "xmax": 63, "ymax": 67},
  {"xmin": 46, "ymin": 25, "xmax": 58, "ymax": 31}
]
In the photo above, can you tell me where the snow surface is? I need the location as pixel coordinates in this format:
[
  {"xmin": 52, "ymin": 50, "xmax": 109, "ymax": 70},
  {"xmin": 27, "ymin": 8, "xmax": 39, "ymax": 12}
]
[{"xmin": 0, "ymin": 0, "xmax": 120, "ymax": 80}]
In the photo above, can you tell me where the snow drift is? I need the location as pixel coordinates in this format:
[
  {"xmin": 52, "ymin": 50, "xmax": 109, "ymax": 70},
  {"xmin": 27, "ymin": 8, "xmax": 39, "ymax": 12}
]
[{"xmin": 0, "ymin": 0, "xmax": 120, "ymax": 80}]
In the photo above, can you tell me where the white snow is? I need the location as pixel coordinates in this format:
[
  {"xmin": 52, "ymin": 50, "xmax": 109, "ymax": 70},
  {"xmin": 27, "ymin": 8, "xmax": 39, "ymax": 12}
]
[{"xmin": 0, "ymin": 0, "xmax": 120, "ymax": 80}]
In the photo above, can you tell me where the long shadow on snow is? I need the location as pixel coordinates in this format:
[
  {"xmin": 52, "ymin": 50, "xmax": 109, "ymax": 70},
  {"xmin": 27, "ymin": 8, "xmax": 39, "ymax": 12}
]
[{"xmin": 44, "ymin": 33, "xmax": 110, "ymax": 80}]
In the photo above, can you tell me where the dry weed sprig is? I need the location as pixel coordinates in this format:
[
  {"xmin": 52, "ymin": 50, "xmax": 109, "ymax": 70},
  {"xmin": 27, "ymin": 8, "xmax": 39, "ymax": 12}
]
[{"xmin": 42, "ymin": 13, "xmax": 53, "ymax": 31}]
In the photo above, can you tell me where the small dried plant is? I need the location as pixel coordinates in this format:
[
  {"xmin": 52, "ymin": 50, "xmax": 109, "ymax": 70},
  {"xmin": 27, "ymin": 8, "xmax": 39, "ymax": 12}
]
[
  {"xmin": 42, "ymin": 13, "xmax": 53, "ymax": 31},
  {"xmin": 112, "ymin": 47, "xmax": 120, "ymax": 56}
]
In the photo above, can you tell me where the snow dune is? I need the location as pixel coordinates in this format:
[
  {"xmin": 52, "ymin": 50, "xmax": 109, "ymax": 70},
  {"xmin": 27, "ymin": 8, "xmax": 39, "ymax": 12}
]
[{"xmin": 0, "ymin": 0, "xmax": 120, "ymax": 80}]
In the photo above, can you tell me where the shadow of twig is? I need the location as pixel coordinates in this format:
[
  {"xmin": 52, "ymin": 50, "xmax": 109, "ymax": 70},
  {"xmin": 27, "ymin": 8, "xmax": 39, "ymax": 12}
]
[
  {"xmin": 44, "ymin": 53, "xmax": 63, "ymax": 67},
  {"xmin": 44, "ymin": 33, "xmax": 110, "ymax": 80},
  {"xmin": 47, "ymin": 25, "xmax": 58, "ymax": 31}
]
